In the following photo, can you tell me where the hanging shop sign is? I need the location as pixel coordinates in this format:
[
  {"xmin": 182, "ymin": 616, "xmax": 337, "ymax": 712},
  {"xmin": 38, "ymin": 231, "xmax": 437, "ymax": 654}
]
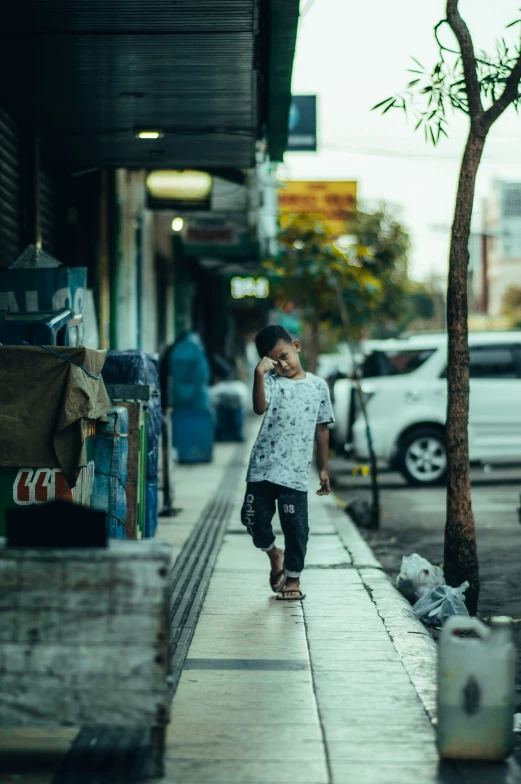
[
  {"xmin": 186, "ymin": 221, "xmax": 237, "ymax": 246},
  {"xmin": 231, "ymin": 277, "xmax": 269, "ymax": 299},
  {"xmin": 288, "ymin": 95, "xmax": 317, "ymax": 152},
  {"xmin": 278, "ymin": 180, "xmax": 358, "ymax": 237},
  {"xmin": 182, "ymin": 217, "xmax": 258, "ymax": 259}
]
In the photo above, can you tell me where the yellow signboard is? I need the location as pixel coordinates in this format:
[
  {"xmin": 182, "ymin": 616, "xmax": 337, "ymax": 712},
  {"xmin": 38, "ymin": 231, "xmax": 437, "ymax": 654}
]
[{"xmin": 278, "ymin": 180, "xmax": 358, "ymax": 236}]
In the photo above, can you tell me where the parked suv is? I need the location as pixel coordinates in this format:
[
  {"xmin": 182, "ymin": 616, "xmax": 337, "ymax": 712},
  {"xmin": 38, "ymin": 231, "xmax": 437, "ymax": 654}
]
[
  {"xmin": 332, "ymin": 338, "xmax": 405, "ymax": 454},
  {"xmin": 342, "ymin": 332, "xmax": 521, "ymax": 486}
]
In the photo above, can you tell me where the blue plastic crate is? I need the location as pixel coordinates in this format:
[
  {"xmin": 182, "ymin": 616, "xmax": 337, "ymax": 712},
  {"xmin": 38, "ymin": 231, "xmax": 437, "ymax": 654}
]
[
  {"xmin": 173, "ymin": 410, "xmax": 214, "ymax": 463},
  {"xmin": 215, "ymin": 406, "xmax": 244, "ymax": 443},
  {"xmin": 92, "ymin": 406, "xmax": 129, "ymax": 538},
  {"xmin": 145, "ymin": 481, "xmax": 159, "ymax": 538},
  {"xmin": 103, "ymin": 351, "xmax": 162, "ymax": 538}
]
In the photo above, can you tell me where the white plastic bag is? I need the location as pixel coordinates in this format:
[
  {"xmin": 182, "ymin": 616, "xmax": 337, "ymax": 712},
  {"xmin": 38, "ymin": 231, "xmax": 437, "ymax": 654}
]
[
  {"xmin": 209, "ymin": 381, "xmax": 249, "ymax": 410},
  {"xmin": 413, "ymin": 581, "xmax": 470, "ymax": 626},
  {"xmin": 396, "ymin": 553, "xmax": 446, "ymax": 601}
]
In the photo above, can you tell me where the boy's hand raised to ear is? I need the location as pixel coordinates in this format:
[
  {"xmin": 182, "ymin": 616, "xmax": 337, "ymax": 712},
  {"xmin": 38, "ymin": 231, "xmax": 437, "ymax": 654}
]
[
  {"xmin": 316, "ymin": 471, "xmax": 331, "ymax": 496},
  {"xmin": 256, "ymin": 357, "xmax": 277, "ymax": 375}
]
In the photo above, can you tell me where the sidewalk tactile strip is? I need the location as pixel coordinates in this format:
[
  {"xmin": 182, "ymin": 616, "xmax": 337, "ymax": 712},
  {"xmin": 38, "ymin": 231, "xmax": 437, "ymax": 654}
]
[
  {"xmin": 184, "ymin": 658, "xmax": 310, "ymax": 671},
  {"xmin": 51, "ymin": 445, "xmax": 245, "ymax": 784},
  {"xmin": 168, "ymin": 446, "xmax": 245, "ymax": 689}
]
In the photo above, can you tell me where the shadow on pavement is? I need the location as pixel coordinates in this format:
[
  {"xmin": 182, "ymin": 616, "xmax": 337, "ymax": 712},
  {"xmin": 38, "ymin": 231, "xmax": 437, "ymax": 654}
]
[
  {"xmin": 439, "ymin": 758, "xmax": 521, "ymax": 783},
  {"xmin": 0, "ymin": 749, "xmax": 65, "ymax": 774}
]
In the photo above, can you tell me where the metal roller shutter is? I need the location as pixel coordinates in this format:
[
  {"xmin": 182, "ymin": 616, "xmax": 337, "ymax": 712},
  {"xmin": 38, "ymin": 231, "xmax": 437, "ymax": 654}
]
[
  {"xmin": 40, "ymin": 168, "xmax": 56, "ymax": 254},
  {"xmin": 0, "ymin": 110, "xmax": 22, "ymax": 267}
]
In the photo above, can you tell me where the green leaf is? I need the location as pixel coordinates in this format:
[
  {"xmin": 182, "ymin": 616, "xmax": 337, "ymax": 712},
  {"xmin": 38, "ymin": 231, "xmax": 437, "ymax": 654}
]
[
  {"xmin": 371, "ymin": 97, "xmax": 395, "ymax": 111},
  {"xmin": 382, "ymin": 100, "xmax": 397, "ymax": 115}
]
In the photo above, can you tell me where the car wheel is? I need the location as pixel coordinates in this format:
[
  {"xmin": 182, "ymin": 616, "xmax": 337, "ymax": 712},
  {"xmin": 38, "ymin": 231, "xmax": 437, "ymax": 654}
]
[{"xmin": 397, "ymin": 427, "xmax": 447, "ymax": 486}]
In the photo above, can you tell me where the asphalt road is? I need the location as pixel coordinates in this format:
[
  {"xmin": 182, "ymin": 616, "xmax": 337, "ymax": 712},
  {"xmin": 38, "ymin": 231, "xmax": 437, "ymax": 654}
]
[{"xmin": 329, "ymin": 457, "xmax": 521, "ymax": 763}]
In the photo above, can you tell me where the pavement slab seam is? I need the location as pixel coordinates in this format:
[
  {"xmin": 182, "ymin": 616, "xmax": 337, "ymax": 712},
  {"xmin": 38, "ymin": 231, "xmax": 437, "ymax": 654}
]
[
  {"xmin": 184, "ymin": 658, "xmax": 310, "ymax": 671},
  {"xmin": 323, "ymin": 491, "xmax": 439, "ymax": 725},
  {"xmin": 301, "ymin": 601, "xmax": 334, "ymax": 784}
]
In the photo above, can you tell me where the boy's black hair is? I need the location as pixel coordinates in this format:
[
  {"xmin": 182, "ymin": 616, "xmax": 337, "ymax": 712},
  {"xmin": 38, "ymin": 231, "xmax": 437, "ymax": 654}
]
[{"xmin": 255, "ymin": 325, "xmax": 294, "ymax": 358}]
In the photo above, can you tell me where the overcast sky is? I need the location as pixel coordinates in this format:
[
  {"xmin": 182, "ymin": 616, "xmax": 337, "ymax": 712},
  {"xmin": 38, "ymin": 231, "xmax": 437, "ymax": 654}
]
[{"xmin": 285, "ymin": 0, "xmax": 521, "ymax": 281}]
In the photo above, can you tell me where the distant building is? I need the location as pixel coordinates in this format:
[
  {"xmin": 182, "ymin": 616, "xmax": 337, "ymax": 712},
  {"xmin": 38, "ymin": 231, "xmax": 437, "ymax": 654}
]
[{"xmin": 483, "ymin": 181, "xmax": 521, "ymax": 317}]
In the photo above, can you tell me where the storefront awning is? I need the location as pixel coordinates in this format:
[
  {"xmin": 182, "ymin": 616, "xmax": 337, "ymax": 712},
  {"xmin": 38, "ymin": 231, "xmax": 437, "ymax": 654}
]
[{"xmin": 1, "ymin": 0, "xmax": 299, "ymax": 170}]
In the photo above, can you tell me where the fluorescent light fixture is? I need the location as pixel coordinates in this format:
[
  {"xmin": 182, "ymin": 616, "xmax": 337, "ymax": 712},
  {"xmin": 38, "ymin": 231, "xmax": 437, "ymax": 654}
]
[
  {"xmin": 146, "ymin": 170, "xmax": 212, "ymax": 201},
  {"xmin": 171, "ymin": 217, "xmax": 184, "ymax": 232},
  {"xmin": 136, "ymin": 130, "xmax": 164, "ymax": 139}
]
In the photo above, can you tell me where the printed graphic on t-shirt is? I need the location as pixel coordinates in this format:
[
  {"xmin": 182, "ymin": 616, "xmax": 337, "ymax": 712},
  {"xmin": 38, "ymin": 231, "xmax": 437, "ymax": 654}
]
[{"xmin": 246, "ymin": 372, "xmax": 335, "ymax": 492}]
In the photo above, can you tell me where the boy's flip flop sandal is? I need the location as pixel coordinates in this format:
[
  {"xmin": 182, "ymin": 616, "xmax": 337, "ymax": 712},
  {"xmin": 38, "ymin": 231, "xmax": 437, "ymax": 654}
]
[
  {"xmin": 276, "ymin": 589, "xmax": 306, "ymax": 601},
  {"xmin": 270, "ymin": 569, "xmax": 286, "ymax": 593}
]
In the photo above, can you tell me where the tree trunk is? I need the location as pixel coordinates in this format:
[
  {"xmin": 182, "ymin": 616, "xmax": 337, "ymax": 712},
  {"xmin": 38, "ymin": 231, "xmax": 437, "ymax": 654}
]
[
  {"xmin": 308, "ymin": 320, "xmax": 320, "ymax": 374},
  {"xmin": 444, "ymin": 130, "xmax": 485, "ymax": 615}
]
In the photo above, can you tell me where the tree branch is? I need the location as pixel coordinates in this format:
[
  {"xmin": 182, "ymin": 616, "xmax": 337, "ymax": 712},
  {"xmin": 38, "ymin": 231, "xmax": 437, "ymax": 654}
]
[
  {"xmin": 446, "ymin": 0, "xmax": 483, "ymax": 117},
  {"xmin": 434, "ymin": 19, "xmax": 460, "ymax": 57},
  {"xmin": 482, "ymin": 50, "xmax": 521, "ymax": 130}
]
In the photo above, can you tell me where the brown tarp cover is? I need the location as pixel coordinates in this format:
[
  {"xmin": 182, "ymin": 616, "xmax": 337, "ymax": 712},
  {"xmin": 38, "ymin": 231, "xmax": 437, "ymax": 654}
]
[{"xmin": 0, "ymin": 346, "xmax": 111, "ymax": 486}]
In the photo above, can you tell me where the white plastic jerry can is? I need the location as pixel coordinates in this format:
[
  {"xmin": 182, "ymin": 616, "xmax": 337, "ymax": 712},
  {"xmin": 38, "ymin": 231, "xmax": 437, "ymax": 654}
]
[{"xmin": 437, "ymin": 616, "xmax": 516, "ymax": 760}]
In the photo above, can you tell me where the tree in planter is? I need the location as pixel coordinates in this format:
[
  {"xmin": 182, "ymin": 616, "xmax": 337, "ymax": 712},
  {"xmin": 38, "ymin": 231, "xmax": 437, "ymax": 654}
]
[
  {"xmin": 267, "ymin": 206, "xmax": 412, "ymax": 370},
  {"xmin": 345, "ymin": 206, "xmax": 412, "ymax": 338},
  {"xmin": 374, "ymin": 0, "xmax": 521, "ymax": 614},
  {"xmin": 264, "ymin": 213, "xmax": 384, "ymax": 373}
]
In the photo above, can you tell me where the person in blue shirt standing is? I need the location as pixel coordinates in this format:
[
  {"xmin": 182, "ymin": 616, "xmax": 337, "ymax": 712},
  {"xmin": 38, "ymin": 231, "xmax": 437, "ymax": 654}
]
[{"xmin": 241, "ymin": 325, "xmax": 335, "ymax": 601}]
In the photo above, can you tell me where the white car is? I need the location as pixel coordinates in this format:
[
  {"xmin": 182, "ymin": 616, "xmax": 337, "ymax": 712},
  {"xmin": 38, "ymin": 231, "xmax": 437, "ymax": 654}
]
[
  {"xmin": 338, "ymin": 332, "xmax": 521, "ymax": 486},
  {"xmin": 332, "ymin": 338, "xmax": 405, "ymax": 452}
]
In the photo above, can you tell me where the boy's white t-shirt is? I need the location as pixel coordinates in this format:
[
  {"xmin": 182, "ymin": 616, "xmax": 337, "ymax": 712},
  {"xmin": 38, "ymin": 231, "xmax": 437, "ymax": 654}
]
[{"xmin": 246, "ymin": 372, "xmax": 335, "ymax": 492}]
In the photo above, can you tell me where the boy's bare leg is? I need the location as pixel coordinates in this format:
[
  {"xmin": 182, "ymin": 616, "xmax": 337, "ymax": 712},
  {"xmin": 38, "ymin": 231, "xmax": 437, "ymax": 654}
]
[{"xmin": 267, "ymin": 546, "xmax": 284, "ymax": 579}]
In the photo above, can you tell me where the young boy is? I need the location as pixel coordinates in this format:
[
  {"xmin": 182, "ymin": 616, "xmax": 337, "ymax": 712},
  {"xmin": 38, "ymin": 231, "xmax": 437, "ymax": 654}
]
[{"xmin": 241, "ymin": 325, "xmax": 335, "ymax": 601}]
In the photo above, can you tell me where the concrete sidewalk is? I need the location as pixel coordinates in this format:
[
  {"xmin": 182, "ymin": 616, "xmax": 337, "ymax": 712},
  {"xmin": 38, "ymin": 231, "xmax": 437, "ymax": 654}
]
[
  {"xmin": 2, "ymin": 430, "xmax": 521, "ymax": 784},
  {"xmin": 161, "ymin": 429, "xmax": 521, "ymax": 784},
  {"xmin": 162, "ymin": 439, "xmax": 443, "ymax": 784}
]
